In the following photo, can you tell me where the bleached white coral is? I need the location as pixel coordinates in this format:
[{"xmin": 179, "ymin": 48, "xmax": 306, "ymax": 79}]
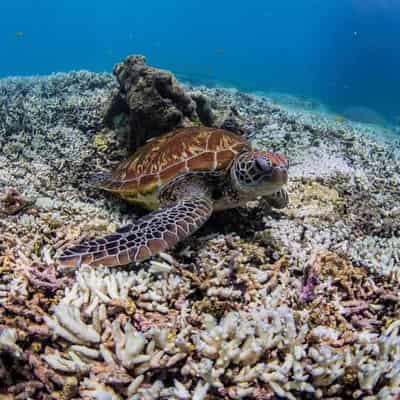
[
  {"xmin": 183, "ymin": 307, "xmax": 309, "ymax": 398},
  {"xmin": 80, "ymin": 378, "xmax": 122, "ymax": 400},
  {"xmin": 42, "ymin": 349, "xmax": 90, "ymax": 373},
  {"xmin": 44, "ymin": 303, "xmax": 100, "ymax": 344},
  {"xmin": 110, "ymin": 319, "xmax": 186, "ymax": 374},
  {"xmin": 349, "ymin": 236, "xmax": 400, "ymax": 276},
  {"xmin": 129, "ymin": 379, "xmax": 163, "ymax": 400},
  {"xmin": 62, "ymin": 265, "xmax": 186, "ymax": 316},
  {"xmin": 0, "ymin": 283, "xmax": 8, "ymax": 304},
  {"xmin": 0, "ymin": 328, "xmax": 22, "ymax": 356},
  {"xmin": 356, "ymin": 320, "xmax": 400, "ymax": 394},
  {"xmin": 112, "ymin": 320, "xmax": 147, "ymax": 369}
]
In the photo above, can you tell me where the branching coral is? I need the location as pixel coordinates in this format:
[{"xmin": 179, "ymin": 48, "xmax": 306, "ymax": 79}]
[{"xmin": 43, "ymin": 303, "xmax": 100, "ymax": 345}]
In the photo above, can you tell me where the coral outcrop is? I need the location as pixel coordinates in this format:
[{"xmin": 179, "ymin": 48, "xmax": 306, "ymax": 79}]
[
  {"xmin": 105, "ymin": 55, "xmax": 245, "ymax": 151},
  {"xmin": 105, "ymin": 55, "xmax": 199, "ymax": 150}
]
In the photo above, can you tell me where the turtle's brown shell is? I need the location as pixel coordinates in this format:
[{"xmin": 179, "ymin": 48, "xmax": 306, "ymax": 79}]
[{"xmin": 100, "ymin": 127, "xmax": 249, "ymax": 209}]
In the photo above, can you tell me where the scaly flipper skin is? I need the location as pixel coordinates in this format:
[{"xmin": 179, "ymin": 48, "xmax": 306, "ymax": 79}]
[
  {"xmin": 58, "ymin": 196, "xmax": 213, "ymax": 268},
  {"xmin": 263, "ymin": 188, "xmax": 289, "ymax": 209}
]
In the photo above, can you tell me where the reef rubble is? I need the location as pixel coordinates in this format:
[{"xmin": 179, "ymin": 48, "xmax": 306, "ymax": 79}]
[{"xmin": 0, "ymin": 67, "xmax": 400, "ymax": 399}]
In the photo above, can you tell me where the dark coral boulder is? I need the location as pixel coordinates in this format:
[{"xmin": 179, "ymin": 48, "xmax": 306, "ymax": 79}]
[
  {"xmin": 105, "ymin": 55, "xmax": 199, "ymax": 151},
  {"xmin": 104, "ymin": 55, "xmax": 245, "ymax": 151}
]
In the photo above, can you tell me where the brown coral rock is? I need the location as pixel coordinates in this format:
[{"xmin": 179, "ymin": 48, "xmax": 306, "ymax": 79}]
[
  {"xmin": 105, "ymin": 55, "xmax": 246, "ymax": 152},
  {"xmin": 105, "ymin": 55, "xmax": 199, "ymax": 151},
  {"xmin": 0, "ymin": 188, "xmax": 31, "ymax": 216}
]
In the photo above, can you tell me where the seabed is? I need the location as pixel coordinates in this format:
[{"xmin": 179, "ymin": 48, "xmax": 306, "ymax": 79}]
[{"xmin": 0, "ymin": 71, "xmax": 400, "ymax": 399}]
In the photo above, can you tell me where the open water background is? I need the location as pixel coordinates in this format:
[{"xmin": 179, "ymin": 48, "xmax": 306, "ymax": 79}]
[{"xmin": 1, "ymin": 0, "xmax": 399, "ymax": 124}]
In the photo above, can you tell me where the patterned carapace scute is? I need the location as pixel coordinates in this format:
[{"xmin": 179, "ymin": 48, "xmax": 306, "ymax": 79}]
[{"xmin": 100, "ymin": 127, "xmax": 249, "ymax": 195}]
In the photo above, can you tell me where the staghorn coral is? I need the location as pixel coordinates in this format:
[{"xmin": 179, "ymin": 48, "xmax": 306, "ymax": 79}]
[
  {"xmin": 349, "ymin": 236, "xmax": 400, "ymax": 275},
  {"xmin": 298, "ymin": 251, "xmax": 400, "ymax": 332},
  {"xmin": 43, "ymin": 303, "xmax": 100, "ymax": 345},
  {"xmin": 0, "ymin": 328, "xmax": 22, "ymax": 355},
  {"xmin": 41, "ymin": 281, "xmax": 400, "ymax": 399},
  {"xmin": 34, "ymin": 243, "xmax": 399, "ymax": 399},
  {"xmin": 61, "ymin": 264, "xmax": 187, "ymax": 320}
]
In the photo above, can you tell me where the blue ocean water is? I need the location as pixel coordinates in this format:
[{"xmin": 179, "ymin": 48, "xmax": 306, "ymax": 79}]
[{"xmin": 1, "ymin": 0, "xmax": 399, "ymax": 124}]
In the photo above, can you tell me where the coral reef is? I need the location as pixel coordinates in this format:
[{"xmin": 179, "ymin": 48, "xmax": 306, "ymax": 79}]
[{"xmin": 1, "ymin": 70, "xmax": 400, "ymax": 399}]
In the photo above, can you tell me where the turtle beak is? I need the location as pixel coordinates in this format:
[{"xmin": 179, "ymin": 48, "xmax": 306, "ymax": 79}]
[
  {"xmin": 272, "ymin": 166, "xmax": 288, "ymax": 185},
  {"xmin": 265, "ymin": 152, "xmax": 289, "ymax": 185}
]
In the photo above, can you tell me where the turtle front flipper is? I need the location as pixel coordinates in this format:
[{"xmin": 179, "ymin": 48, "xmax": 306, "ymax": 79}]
[
  {"xmin": 263, "ymin": 188, "xmax": 289, "ymax": 209},
  {"xmin": 58, "ymin": 197, "xmax": 213, "ymax": 268}
]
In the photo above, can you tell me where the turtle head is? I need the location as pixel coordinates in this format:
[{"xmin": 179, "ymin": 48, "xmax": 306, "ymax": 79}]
[{"xmin": 231, "ymin": 151, "xmax": 288, "ymax": 195}]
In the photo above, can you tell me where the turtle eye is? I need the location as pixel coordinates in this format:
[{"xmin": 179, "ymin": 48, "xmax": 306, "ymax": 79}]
[{"xmin": 255, "ymin": 156, "xmax": 272, "ymax": 173}]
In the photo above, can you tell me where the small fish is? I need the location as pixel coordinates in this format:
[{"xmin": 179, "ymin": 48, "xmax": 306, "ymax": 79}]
[
  {"xmin": 216, "ymin": 48, "xmax": 225, "ymax": 55},
  {"xmin": 15, "ymin": 31, "xmax": 24, "ymax": 39},
  {"xmin": 335, "ymin": 116, "xmax": 345, "ymax": 123}
]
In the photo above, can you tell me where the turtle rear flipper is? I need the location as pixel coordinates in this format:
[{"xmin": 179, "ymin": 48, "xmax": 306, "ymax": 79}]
[
  {"xmin": 87, "ymin": 170, "xmax": 113, "ymax": 189},
  {"xmin": 58, "ymin": 196, "xmax": 212, "ymax": 268}
]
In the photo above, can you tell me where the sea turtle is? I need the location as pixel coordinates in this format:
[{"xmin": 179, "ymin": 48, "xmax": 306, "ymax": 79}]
[{"xmin": 58, "ymin": 127, "xmax": 289, "ymax": 268}]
